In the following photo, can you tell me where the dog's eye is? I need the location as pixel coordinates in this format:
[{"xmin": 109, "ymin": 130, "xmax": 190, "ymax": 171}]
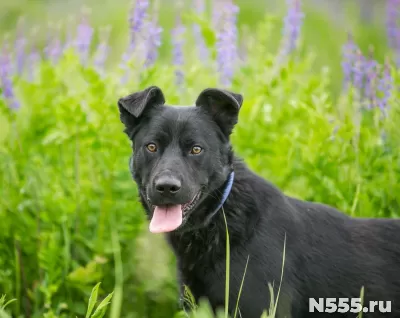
[
  {"xmin": 146, "ymin": 143, "xmax": 157, "ymax": 153},
  {"xmin": 190, "ymin": 146, "xmax": 203, "ymax": 155}
]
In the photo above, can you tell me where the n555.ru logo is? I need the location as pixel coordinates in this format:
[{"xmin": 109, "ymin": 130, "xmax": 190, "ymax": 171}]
[{"xmin": 309, "ymin": 298, "xmax": 392, "ymax": 314}]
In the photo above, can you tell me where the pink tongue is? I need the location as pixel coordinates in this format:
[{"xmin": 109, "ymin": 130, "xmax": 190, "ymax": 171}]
[{"xmin": 149, "ymin": 205, "xmax": 183, "ymax": 233}]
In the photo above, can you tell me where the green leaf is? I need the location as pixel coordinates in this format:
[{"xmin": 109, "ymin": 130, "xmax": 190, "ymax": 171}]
[
  {"xmin": 260, "ymin": 311, "xmax": 269, "ymax": 318},
  {"xmin": 85, "ymin": 282, "xmax": 101, "ymax": 318},
  {"xmin": 91, "ymin": 291, "xmax": 114, "ymax": 318}
]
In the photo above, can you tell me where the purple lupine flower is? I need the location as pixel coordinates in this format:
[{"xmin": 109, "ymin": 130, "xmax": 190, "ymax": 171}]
[
  {"xmin": 27, "ymin": 28, "xmax": 41, "ymax": 82},
  {"xmin": 171, "ymin": 15, "xmax": 185, "ymax": 84},
  {"xmin": 363, "ymin": 47, "xmax": 378, "ymax": 109},
  {"xmin": 212, "ymin": 0, "xmax": 223, "ymax": 29},
  {"xmin": 0, "ymin": 44, "xmax": 20, "ymax": 109},
  {"xmin": 123, "ymin": 0, "xmax": 149, "ymax": 63},
  {"xmin": 364, "ymin": 63, "xmax": 378, "ymax": 109},
  {"xmin": 15, "ymin": 17, "xmax": 26, "ymax": 76},
  {"xmin": 387, "ymin": 0, "xmax": 400, "ymax": 67},
  {"xmin": 75, "ymin": 9, "xmax": 94, "ymax": 65},
  {"xmin": 352, "ymin": 50, "xmax": 365, "ymax": 93},
  {"xmin": 341, "ymin": 33, "xmax": 358, "ymax": 91},
  {"xmin": 192, "ymin": 0, "xmax": 209, "ymax": 61},
  {"xmin": 396, "ymin": 31, "xmax": 400, "ymax": 67},
  {"xmin": 93, "ymin": 26, "xmax": 111, "ymax": 76},
  {"xmin": 120, "ymin": 0, "xmax": 150, "ymax": 83},
  {"xmin": 215, "ymin": 0, "xmax": 240, "ymax": 87},
  {"xmin": 128, "ymin": 0, "xmax": 149, "ymax": 49},
  {"xmin": 280, "ymin": 0, "xmax": 304, "ymax": 57},
  {"xmin": 144, "ymin": 0, "xmax": 163, "ymax": 68},
  {"xmin": 386, "ymin": 0, "xmax": 400, "ymax": 49},
  {"xmin": 144, "ymin": 19, "xmax": 163, "ymax": 68},
  {"xmin": 44, "ymin": 24, "xmax": 63, "ymax": 64},
  {"xmin": 377, "ymin": 58, "xmax": 392, "ymax": 115}
]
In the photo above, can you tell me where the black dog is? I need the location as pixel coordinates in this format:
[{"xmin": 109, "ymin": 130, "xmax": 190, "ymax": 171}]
[{"xmin": 117, "ymin": 86, "xmax": 400, "ymax": 318}]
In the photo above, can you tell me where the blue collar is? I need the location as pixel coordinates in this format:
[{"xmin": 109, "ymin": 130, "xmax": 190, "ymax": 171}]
[
  {"xmin": 214, "ymin": 171, "xmax": 234, "ymax": 212},
  {"xmin": 204, "ymin": 171, "xmax": 234, "ymax": 224}
]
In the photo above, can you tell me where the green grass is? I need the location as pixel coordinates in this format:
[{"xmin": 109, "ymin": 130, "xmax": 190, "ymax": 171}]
[{"xmin": 0, "ymin": 1, "xmax": 399, "ymax": 317}]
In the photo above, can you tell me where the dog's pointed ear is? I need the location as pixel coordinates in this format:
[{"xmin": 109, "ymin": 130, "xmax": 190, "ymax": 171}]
[
  {"xmin": 195, "ymin": 88, "xmax": 243, "ymax": 136},
  {"xmin": 117, "ymin": 86, "xmax": 165, "ymax": 135}
]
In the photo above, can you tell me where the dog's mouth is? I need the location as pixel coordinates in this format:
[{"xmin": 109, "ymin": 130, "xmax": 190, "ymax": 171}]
[
  {"xmin": 146, "ymin": 192, "xmax": 201, "ymax": 233},
  {"xmin": 182, "ymin": 191, "xmax": 202, "ymax": 213}
]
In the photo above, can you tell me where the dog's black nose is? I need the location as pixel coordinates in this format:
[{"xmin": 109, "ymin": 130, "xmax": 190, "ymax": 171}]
[{"xmin": 155, "ymin": 176, "xmax": 181, "ymax": 195}]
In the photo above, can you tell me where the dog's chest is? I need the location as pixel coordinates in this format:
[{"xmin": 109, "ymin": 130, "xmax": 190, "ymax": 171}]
[
  {"xmin": 168, "ymin": 230, "xmax": 227, "ymax": 294},
  {"xmin": 177, "ymin": 251, "xmax": 228, "ymax": 311},
  {"xmin": 174, "ymin": 230, "xmax": 223, "ymax": 271}
]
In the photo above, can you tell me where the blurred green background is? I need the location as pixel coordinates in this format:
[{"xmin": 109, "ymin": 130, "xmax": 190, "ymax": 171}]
[{"xmin": 0, "ymin": 1, "xmax": 399, "ymax": 318}]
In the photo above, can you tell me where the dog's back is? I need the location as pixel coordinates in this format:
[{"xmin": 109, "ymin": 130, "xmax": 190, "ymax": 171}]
[{"xmin": 290, "ymin": 198, "xmax": 400, "ymax": 317}]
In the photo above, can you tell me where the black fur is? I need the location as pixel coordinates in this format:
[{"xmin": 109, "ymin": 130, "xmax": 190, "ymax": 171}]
[{"xmin": 117, "ymin": 86, "xmax": 400, "ymax": 318}]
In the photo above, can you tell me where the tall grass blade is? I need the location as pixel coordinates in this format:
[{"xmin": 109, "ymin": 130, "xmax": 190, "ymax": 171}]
[
  {"xmin": 222, "ymin": 208, "xmax": 230, "ymax": 318},
  {"xmin": 233, "ymin": 255, "xmax": 250, "ymax": 318}
]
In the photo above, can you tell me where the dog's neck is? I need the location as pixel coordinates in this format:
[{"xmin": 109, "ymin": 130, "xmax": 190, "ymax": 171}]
[
  {"xmin": 213, "ymin": 170, "xmax": 235, "ymax": 214},
  {"xmin": 195, "ymin": 170, "xmax": 235, "ymax": 228}
]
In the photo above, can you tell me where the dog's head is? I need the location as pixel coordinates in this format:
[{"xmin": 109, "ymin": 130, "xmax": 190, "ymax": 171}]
[{"xmin": 117, "ymin": 86, "xmax": 243, "ymax": 233}]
